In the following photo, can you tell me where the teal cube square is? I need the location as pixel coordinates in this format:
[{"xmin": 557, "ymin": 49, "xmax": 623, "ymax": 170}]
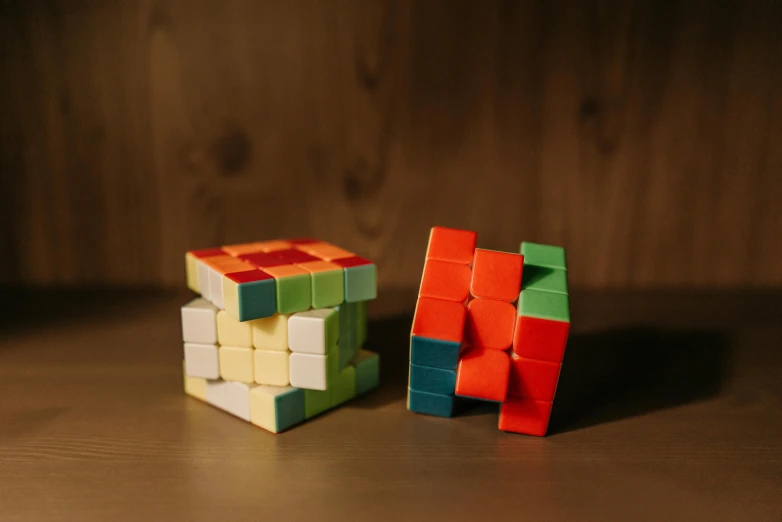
[
  {"xmin": 410, "ymin": 336, "xmax": 461, "ymax": 370},
  {"xmin": 344, "ymin": 264, "xmax": 377, "ymax": 302},
  {"xmin": 275, "ymin": 388, "xmax": 305, "ymax": 432},
  {"xmin": 407, "ymin": 388, "xmax": 455, "ymax": 417},
  {"xmin": 409, "ymin": 364, "xmax": 456, "ymax": 395}
]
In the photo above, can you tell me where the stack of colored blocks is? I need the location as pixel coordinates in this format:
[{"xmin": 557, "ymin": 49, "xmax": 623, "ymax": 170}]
[
  {"xmin": 407, "ymin": 227, "xmax": 570, "ymax": 436},
  {"xmin": 181, "ymin": 239, "xmax": 380, "ymax": 433}
]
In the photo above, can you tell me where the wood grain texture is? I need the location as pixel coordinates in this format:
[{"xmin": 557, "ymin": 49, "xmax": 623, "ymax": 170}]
[
  {"xmin": 0, "ymin": 288, "xmax": 780, "ymax": 521},
  {"xmin": 1, "ymin": 0, "xmax": 781, "ymax": 288}
]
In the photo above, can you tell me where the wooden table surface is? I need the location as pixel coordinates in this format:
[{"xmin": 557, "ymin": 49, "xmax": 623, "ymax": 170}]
[{"xmin": 1, "ymin": 288, "xmax": 780, "ymax": 521}]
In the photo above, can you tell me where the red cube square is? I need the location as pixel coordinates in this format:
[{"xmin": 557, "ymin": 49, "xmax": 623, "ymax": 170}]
[
  {"xmin": 512, "ymin": 315, "xmax": 570, "ymax": 362},
  {"xmin": 466, "ymin": 297, "xmax": 515, "ymax": 350},
  {"xmin": 507, "ymin": 354, "xmax": 562, "ymax": 401},
  {"xmin": 419, "ymin": 259, "xmax": 471, "ymax": 303},
  {"xmin": 498, "ymin": 398, "xmax": 553, "ymax": 436},
  {"xmin": 454, "ymin": 346, "xmax": 510, "ymax": 402},
  {"xmin": 470, "ymin": 249, "xmax": 523, "ymax": 302}
]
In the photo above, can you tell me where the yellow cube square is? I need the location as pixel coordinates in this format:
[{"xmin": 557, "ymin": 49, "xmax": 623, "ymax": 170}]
[
  {"xmin": 217, "ymin": 310, "xmax": 253, "ymax": 347},
  {"xmin": 254, "ymin": 350, "xmax": 290, "ymax": 386},
  {"xmin": 183, "ymin": 361, "xmax": 207, "ymax": 401},
  {"xmin": 219, "ymin": 346, "xmax": 254, "ymax": 383},
  {"xmin": 251, "ymin": 313, "xmax": 290, "ymax": 351}
]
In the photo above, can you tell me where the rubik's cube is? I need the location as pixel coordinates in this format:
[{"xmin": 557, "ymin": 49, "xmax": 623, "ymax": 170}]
[
  {"xmin": 407, "ymin": 227, "xmax": 570, "ymax": 436},
  {"xmin": 180, "ymin": 239, "xmax": 380, "ymax": 433}
]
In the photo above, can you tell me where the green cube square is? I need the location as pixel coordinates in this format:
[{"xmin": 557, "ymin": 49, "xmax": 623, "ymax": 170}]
[
  {"xmin": 356, "ymin": 301, "xmax": 368, "ymax": 346},
  {"xmin": 344, "ymin": 264, "xmax": 376, "ymax": 302},
  {"xmin": 311, "ymin": 269, "xmax": 344, "ymax": 308},
  {"xmin": 275, "ymin": 273, "xmax": 311, "ymax": 314},
  {"xmin": 517, "ymin": 289, "xmax": 570, "ymax": 322},
  {"xmin": 330, "ymin": 366, "xmax": 356, "ymax": 407},
  {"xmin": 304, "ymin": 388, "xmax": 331, "ymax": 419},
  {"xmin": 520, "ymin": 242, "xmax": 567, "ymax": 270},
  {"xmin": 353, "ymin": 350, "xmax": 379, "ymax": 395},
  {"xmin": 522, "ymin": 265, "xmax": 568, "ymax": 295}
]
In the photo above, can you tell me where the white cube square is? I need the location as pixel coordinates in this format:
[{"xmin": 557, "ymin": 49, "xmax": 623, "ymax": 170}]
[
  {"xmin": 181, "ymin": 298, "xmax": 218, "ymax": 344},
  {"xmin": 197, "ymin": 260, "xmax": 212, "ymax": 302},
  {"xmin": 184, "ymin": 342, "xmax": 219, "ymax": 379},
  {"xmin": 208, "ymin": 264, "xmax": 226, "ymax": 309},
  {"xmin": 288, "ymin": 308, "xmax": 337, "ymax": 354},
  {"xmin": 205, "ymin": 381, "xmax": 254, "ymax": 421},
  {"xmin": 289, "ymin": 353, "xmax": 329, "ymax": 391}
]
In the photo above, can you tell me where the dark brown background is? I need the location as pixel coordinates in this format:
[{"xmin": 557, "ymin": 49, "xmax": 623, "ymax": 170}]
[{"xmin": 1, "ymin": 0, "xmax": 780, "ymax": 290}]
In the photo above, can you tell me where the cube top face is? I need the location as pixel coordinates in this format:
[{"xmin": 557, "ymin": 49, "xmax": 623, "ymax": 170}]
[
  {"xmin": 225, "ymin": 269, "xmax": 274, "ymax": 284},
  {"xmin": 297, "ymin": 260, "xmax": 342, "ymax": 274},
  {"xmin": 521, "ymin": 242, "xmax": 566, "ymax": 270},
  {"xmin": 188, "ymin": 247, "xmax": 227, "ymax": 259},
  {"xmin": 426, "ymin": 227, "xmax": 477, "ymax": 265},
  {"xmin": 470, "ymin": 249, "xmax": 524, "ymax": 302},
  {"xmin": 271, "ymin": 248, "xmax": 321, "ymax": 264},
  {"xmin": 332, "ymin": 256, "xmax": 373, "ymax": 269},
  {"xmin": 517, "ymin": 289, "xmax": 570, "ymax": 323},
  {"xmin": 255, "ymin": 240, "xmax": 293, "ymax": 252},
  {"xmin": 411, "ymin": 297, "xmax": 466, "ymax": 343},
  {"xmin": 419, "ymin": 259, "xmax": 471, "ymax": 303},
  {"xmin": 222, "ymin": 242, "xmax": 265, "ymax": 257}
]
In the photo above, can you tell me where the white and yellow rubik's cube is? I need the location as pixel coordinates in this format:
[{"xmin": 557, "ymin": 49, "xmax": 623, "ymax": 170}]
[{"xmin": 181, "ymin": 238, "xmax": 380, "ymax": 433}]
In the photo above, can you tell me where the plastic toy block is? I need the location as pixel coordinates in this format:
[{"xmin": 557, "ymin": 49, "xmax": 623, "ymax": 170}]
[
  {"xmin": 254, "ymin": 349, "xmax": 290, "ymax": 386},
  {"xmin": 411, "ymin": 297, "xmax": 466, "ymax": 343},
  {"xmin": 304, "ymin": 389, "xmax": 331, "ymax": 419},
  {"xmin": 270, "ymin": 248, "xmax": 320, "ymax": 264},
  {"xmin": 219, "ymin": 346, "xmax": 255, "ymax": 384},
  {"xmin": 205, "ymin": 256, "xmax": 254, "ymax": 309},
  {"xmin": 407, "ymin": 388, "xmax": 455, "ymax": 417},
  {"xmin": 264, "ymin": 265, "xmax": 312, "ymax": 314},
  {"xmin": 184, "ymin": 370, "xmax": 207, "ymax": 401},
  {"xmin": 419, "ymin": 259, "xmax": 471, "ymax": 303},
  {"xmin": 249, "ymin": 386, "xmax": 305, "ymax": 433},
  {"xmin": 507, "ymin": 354, "xmax": 561, "ymax": 401},
  {"xmin": 356, "ymin": 301, "xmax": 368, "ymax": 346},
  {"xmin": 353, "ymin": 349, "xmax": 380, "ymax": 395},
  {"xmin": 409, "ymin": 336, "xmax": 461, "ymax": 370},
  {"xmin": 466, "ymin": 297, "xmax": 515, "ymax": 351},
  {"xmin": 197, "ymin": 254, "xmax": 233, "ymax": 301},
  {"xmin": 299, "ymin": 242, "xmax": 354, "ymax": 261},
  {"xmin": 520, "ymin": 242, "xmax": 567, "ymax": 270},
  {"xmin": 455, "ymin": 346, "xmax": 510, "ymax": 403},
  {"xmin": 205, "ymin": 381, "xmax": 254, "ymax": 422},
  {"xmin": 409, "ymin": 364, "xmax": 456, "ymax": 395},
  {"xmin": 332, "ymin": 256, "xmax": 377, "ymax": 303},
  {"xmin": 517, "ymin": 288, "xmax": 570, "ymax": 322},
  {"xmin": 297, "ymin": 261, "xmax": 344, "ymax": 308},
  {"xmin": 426, "ymin": 226, "xmax": 477, "ymax": 265},
  {"xmin": 512, "ymin": 315, "xmax": 570, "ymax": 362},
  {"xmin": 186, "ymin": 248, "xmax": 225, "ymax": 293},
  {"xmin": 498, "ymin": 397, "xmax": 553, "ymax": 437},
  {"xmin": 470, "ymin": 249, "xmax": 524, "ymax": 302},
  {"xmin": 181, "ymin": 298, "xmax": 218, "ymax": 344},
  {"xmin": 521, "ymin": 265, "xmax": 568, "ymax": 295},
  {"xmin": 251, "ymin": 313, "xmax": 290, "ymax": 351},
  {"xmin": 288, "ymin": 308, "xmax": 339, "ymax": 355},
  {"xmin": 254, "ymin": 240, "xmax": 293, "ymax": 252},
  {"xmin": 289, "ymin": 352, "xmax": 329, "ymax": 391},
  {"xmin": 216, "ymin": 310, "xmax": 253, "ymax": 347},
  {"xmin": 239, "ymin": 252, "xmax": 290, "ymax": 269},
  {"xmin": 222, "ymin": 242, "xmax": 265, "ymax": 257},
  {"xmin": 184, "ymin": 343, "xmax": 219, "ymax": 379},
  {"xmin": 330, "ymin": 366, "xmax": 356, "ymax": 407},
  {"xmin": 286, "ymin": 237, "xmax": 319, "ymax": 245},
  {"xmin": 223, "ymin": 270, "xmax": 276, "ymax": 322}
]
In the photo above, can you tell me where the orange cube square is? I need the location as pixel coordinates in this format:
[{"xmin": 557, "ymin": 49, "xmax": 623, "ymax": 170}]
[
  {"xmin": 498, "ymin": 397, "xmax": 553, "ymax": 436},
  {"xmin": 411, "ymin": 297, "xmax": 466, "ymax": 343},
  {"xmin": 426, "ymin": 227, "xmax": 477, "ymax": 265},
  {"xmin": 466, "ymin": 297, "xmax": 515, "ymax": 350},
  {"xmin": 469, "ymin": 249, "xmax": 523, "ymax": 302},
  {"xmin": 507, "ymin": 354, "xmax": 561, "ymax": 401},
  {"xmin": 419, "ymin": 259, "xmax": 471, "ymax": 303},
  {"xmin": 454, "ymin": 346, "xmax": 510, "ymax": 402}
]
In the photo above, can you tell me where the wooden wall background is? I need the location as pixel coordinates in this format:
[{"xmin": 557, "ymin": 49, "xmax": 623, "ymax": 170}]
[{"xmin": 1, "ymin": 0, "xmax": 780, "ymax": 290}]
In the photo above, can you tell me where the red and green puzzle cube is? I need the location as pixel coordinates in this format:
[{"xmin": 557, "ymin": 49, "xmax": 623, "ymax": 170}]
[
  {"xmin": 407, "ymin": 227, "xmax": 570, "ymax": 436},
  {"xmin": 181, "ymin": 239, "xmax": 379, "ymax": 433}
]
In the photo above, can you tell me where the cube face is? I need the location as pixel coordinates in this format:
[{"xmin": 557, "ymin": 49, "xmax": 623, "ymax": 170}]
[
  {"xmin": 251, "ymin": 313, "xmax": 289, "ymax": 351},
  {"xmin": 304, "ymin": 389, "xmax": 332, "ymax": 419},
  {"xmin": 219, "ymin": 346, "xmax": 254, "ymax": 384},
  {"xmin": 470, "ymin": 249, "xmax": 523, "ymax": 302},
  {"xmin": 508, "ymin": 355, "xmax": 561, "ymax": 401},
  {"xmin": 330, "ymin": 366, "xmax": 356, "ymax": 407},
  {"xmin": 239, "ymin": 252, "xmax": 289, "ymax": 269},
  {"xmin": 298, "ymin": 261, "xmax": 344, "ymax": 308},
  {"xmin": 520, "ymin": 242, "xmax": 566, "ymax": 270},
  {"xmin": 410, "ymin": 336, "xmax": 461, "ymax": 370},
  {"xmin": 419, "ymin": 259, "xmax": 471, "ymax": 302},
  {"xmin": 517, "ymin": 289, "xmax": 570, "ymax": 322},
  {"xmin": 409, "ymin": 364, "xmax": 456, "ymax": 395},
  {"xmin": 498, "ymin": 398, "xmax": 553, "ymax": 437},
  {"xmin": 512, "ymin": 315, "xmax": 570, "ymax": 362},
  {"xmin": 407, "ymin": 388, "xmax": 455, "ymax": 417},
  {"xmin": 411, "ymin": 297, "xmax": 466, "ymax": 344},
  {"xmin": 265, "ymin": 266, "xmax": 312, "ymax": 314},
  {"xmin": 455, "ymin": 346, "xmax": 510, "ymax": 403},
  {"xmin": 289, "ymin": 353, "xmax": 329, "ymax": 391},
  {"xmin": 288, "ymin": 309, "xmax": 337, "ymax": 355},
  {"xmin": 223, "ymin": 271, "xmax": 276, "ymax": 322},
  {"xmin": 184, "ymin": 343, "xmax": 220, "ymax": 379},
  {"xmin": 521, "ymin": 265, "xmax": 568, "ymax": 294},
  {"xmin": 353, "ymin": 350, "xmax": 380, "ymax": 396},
  {"xmin": 216, "ymin": 311, "xmax": 253, "ymax": 347},
  {"xmin": 426, "ymin": 227, "xmax": 477, "ymax": 265},
  {"xmin": 342, "ymin": 263, "xmax": 377, "ymax": 303},
  {"xmin": 254, "ymin": 350, "xmax": 290, "ymax": 386},
  {"xmin": 181, "ymin": 298, "xmax": 218, "ymax": 344},
  {"xmin": 466, "ymin": 298, "xmax": 515, "ymax": 350}
]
